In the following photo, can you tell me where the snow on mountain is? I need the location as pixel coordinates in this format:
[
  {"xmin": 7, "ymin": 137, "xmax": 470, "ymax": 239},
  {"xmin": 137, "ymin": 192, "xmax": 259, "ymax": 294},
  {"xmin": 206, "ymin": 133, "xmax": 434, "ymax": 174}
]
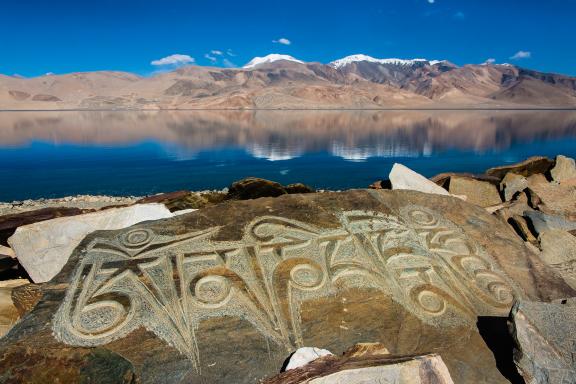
[
  {"xmin": 243, "ymin": 54, "xmax": 304, "ymax": 69},
  {"xmin": 329, "ymin": 54, "xmax": 444, "ymax": 69}
]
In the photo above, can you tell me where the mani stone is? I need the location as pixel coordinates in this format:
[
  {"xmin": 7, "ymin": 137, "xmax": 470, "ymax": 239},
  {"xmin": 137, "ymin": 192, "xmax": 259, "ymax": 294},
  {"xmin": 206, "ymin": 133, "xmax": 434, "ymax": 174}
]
[
  {"xmin": 389, "ymin": 163, "xmax": 450, "ymax": 196},
  {"xmin": 0, "ymin": 190, "xmax": 574, "ymax": 384},
  {"xmin": 447, "ymin": 176, "xmax": 502, "ymax": 207},
  {"xmin": 551, "ymin": 155, "xmax": 576, "ymax": 183},
  {"xmin": 485, "ymin": 156, "xmax": 554, "ymax": 180},
  {"xmin": 509, "ymin": 300, "xmax": 576, "ymax": 384},
  {"xmin": 8, "ymin": 203, "xmax": 174, "ymax": 283}
]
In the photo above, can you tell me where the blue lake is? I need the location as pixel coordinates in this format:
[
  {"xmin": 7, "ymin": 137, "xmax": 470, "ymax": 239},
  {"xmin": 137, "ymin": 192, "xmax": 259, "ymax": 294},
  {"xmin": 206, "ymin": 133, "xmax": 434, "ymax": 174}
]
[{"xmin": 1, "ymin": 110, "xmax": 576, "ymax": 201}]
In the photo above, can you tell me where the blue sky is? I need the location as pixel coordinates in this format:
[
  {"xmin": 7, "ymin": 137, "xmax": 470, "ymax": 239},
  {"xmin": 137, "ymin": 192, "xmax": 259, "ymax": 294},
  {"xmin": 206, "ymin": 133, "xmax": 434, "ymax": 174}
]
[{"xmin": 1, "ymin": 0, "xmax": 575, "ymax": 77}]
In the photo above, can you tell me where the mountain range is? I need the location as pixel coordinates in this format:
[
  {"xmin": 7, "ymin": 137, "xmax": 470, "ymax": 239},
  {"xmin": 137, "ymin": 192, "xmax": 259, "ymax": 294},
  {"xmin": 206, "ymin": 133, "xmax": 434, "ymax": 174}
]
[{"xmin": 1, "ymin": 54, "xmax": 576, "ymax": 109}]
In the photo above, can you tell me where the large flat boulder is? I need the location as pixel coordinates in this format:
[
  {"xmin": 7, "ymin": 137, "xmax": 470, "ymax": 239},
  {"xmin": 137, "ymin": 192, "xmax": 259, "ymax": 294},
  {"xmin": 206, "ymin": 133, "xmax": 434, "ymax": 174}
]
[
  {"xmin": 448, "ymin": 176, "xmax": 502, "ymax": 207},
  {"xmin": 509, "ymin": 300, "xmax": 576, "ymax": 384},
  {"xmin": 8, "ymin": 203, "xmax": 174, "ymax": 283},
  {"xmin": 0, "ymin": 190, "xmax": 573, "ymax": 383},
  {"xmin": 539, "ymin": 230, "xmax": 576, "ymax": 290}
]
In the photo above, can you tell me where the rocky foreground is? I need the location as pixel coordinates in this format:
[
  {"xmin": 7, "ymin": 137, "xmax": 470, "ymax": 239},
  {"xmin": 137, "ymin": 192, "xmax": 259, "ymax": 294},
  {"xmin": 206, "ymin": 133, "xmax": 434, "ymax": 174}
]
[{"xmin": 0, "ymin": 156, "xmax": 575, "ymax": 383}]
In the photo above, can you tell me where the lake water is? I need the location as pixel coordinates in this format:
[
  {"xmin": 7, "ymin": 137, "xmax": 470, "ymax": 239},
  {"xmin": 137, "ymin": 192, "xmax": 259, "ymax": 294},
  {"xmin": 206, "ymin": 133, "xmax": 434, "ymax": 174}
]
[{"xmin": 1, "ymin": 110, "xmax": 576, "ymax": 201}]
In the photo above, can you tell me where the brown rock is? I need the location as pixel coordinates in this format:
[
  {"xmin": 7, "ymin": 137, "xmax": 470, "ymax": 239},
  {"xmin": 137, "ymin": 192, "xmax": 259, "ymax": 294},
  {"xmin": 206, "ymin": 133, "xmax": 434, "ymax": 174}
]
[
  {"xmin": 448, "ymin": 176, "xmax": 502, "ymax": 207},
  {"xmin": 526, "ymin": 181, "xmax": 576, "ymax": 219},
  {"xmin": 485, "ymin": 156, "xmax": 554, "ymax": 180},
  {"xmin": 550, "ymin": 155, "xmax": 576, "ymax": 182},
  {"xmin": 508, "ymin": 215, "xmax": 538, "ymax": 244},
  {"xmin": 500, "ymin": 172, "xmax": 528, "ymax": 202},
  {"xmin": 11, "ymin": 283, "xmax": 43, "ymax": 317},
  {"xmin": 31, "ymin": 94, "xmax": 62, "ymax": 102},
  {"xmin": 284, "ymin": 183, "xmax": 316, "ymax": 194},
  {"xmin": 227, "ymin": 177, "xmax": 288, "ymax": 200},
  {"xmin": 0, "ymin": 279, "xmax": 30, "ymax": 337},
  {"xmin": 368, "ymin": 180, "xmax": 391, "ymax": 190},
  {"xmin": 509, "ymin": 299, "xmax": 576, "ymax": 384},
  {"xmin": 0, "ymin": 190, "xmax": 573, "ymax": 383},
  {"xmin": 138, "ymin": 190, "xmax": 226, "ymax": 211},
  {"xmin": 431, "ymin": 172, "xmax": 500, "ymax": 190}
]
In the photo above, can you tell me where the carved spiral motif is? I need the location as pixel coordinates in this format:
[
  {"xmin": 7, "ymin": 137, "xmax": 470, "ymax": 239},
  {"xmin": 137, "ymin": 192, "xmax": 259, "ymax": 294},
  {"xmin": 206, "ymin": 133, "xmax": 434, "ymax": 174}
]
[
  {"xmin": 75, "ymin": 300, "xmax": 129, "ymax": 335},
  {"xmin": 407, "ymin": 209, "xmax": 438, "ymax": 227},
  {"xmin": 415, "ymin": 290, "xmax": 446, "ymax": 315},
  {"xmin": 290, "ymin": 264, "xmax": 323, "ymax": 289},
  {"xmin": 121, "ymin": 229, "xmax": 154, "ymax": 249},
  {"xmin": 194, "ymin": 275, "xmax": 232, "ymax": 305}
]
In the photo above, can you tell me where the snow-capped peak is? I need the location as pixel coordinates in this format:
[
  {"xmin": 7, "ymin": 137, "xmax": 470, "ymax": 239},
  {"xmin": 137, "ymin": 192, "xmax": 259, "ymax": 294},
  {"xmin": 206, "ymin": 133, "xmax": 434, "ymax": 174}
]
[
  {"xmin": 329, "ymin": 54, "xmax": 444, "ymax": 69},
  {"xmin": 243, "ymin": 54, "xmax": 304, "ymax": 69}
]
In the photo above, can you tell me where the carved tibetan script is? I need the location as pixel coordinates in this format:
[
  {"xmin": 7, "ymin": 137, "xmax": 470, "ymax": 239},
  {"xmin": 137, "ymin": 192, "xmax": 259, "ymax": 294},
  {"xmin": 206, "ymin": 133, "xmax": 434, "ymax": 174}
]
[{"xmin": 53, "ymin": 206, "xmax": 519, "ymax": 372}]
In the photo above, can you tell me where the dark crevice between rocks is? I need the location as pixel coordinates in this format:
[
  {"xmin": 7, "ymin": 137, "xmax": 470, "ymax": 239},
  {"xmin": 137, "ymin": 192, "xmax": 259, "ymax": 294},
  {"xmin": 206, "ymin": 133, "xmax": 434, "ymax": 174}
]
[
  {"xmin": 280, "ymin": 351, "xmax": 296, "ymax": 372},
  {"xmin": 476, "ymin": 316, "xmax": 525, "ymax": 384}
]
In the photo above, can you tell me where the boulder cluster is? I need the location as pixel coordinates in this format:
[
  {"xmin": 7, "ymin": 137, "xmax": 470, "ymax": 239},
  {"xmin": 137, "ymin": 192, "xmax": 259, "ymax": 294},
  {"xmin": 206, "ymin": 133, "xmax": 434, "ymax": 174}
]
[{"xmin": 0, "ymin": 156, "xmax": 575, "ymax": 383}]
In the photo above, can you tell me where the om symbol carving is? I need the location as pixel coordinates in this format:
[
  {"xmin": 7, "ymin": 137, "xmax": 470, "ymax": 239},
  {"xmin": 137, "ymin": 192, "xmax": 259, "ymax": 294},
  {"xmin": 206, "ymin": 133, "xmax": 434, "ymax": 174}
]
[{"xmin": 53, "ymin": 206, "xmax": 520, "ymax": 372}]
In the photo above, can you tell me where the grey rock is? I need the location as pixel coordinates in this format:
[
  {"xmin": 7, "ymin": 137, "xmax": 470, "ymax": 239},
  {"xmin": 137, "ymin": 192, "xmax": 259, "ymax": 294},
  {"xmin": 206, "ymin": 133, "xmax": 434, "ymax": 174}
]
[
  {"xmin": 525, "ymin": 211, "xmax": 576, "ymax": 236},
  {"xmin": 509, "ymin": 299, "xmax": 576, "ymax": 384},
  {"xmin": 539, "ymin": 230, "xmax": 576, "ymax": 290}
]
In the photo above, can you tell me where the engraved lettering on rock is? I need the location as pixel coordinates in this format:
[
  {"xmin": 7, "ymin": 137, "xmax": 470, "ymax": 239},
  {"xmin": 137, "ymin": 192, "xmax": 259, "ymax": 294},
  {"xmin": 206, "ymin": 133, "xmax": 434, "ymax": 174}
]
[{"xmin": 53, "ymin": 206, "xmax": 520, "ymax": 371}]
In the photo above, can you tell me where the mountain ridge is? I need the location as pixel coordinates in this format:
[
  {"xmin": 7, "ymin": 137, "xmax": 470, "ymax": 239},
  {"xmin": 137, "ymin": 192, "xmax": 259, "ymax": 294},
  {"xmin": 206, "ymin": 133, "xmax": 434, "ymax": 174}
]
[{"xmin": 1, "ymin": 55, "xmax": 575, "ymax": 110}]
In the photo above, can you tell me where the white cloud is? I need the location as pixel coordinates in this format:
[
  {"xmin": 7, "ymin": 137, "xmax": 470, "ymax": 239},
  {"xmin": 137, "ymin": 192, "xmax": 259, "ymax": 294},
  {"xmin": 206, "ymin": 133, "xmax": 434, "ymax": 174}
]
[
  {"xmin": 151, "ymin": 54, "xmax": 195, "ymax": 66},
  {"xmin": 211, "ymin": 50, "xmax": 223, "ymax": 56},
  {"xmin": 223, "ymin": 59, "xmax": 237, "ymax": 68},
  {"xmin": 427, "ymin": 0, "xmax": 435, "ymax": 3},
  {"xmin": 227, "ymin": 49, "xmax": 236, "ymax": 57},
  {"xmin": 273, "ymin": 38, "xmax": 291, "ymax": 45},
  {"xmin": 510, "ymin": 50, "xmax": 531, "ymax": 60},
  {"xmin": 204, "ymin": 53, "xmax": 218, "ymax": 63},
  {"xmin": 484, "ymin": 58, "xmax": 496, "ymax": 64}
]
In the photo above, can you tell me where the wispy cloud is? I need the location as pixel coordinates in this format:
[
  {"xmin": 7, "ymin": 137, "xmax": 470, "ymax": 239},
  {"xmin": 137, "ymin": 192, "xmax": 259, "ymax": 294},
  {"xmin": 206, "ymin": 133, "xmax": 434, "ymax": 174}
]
[
  {"xmin": 211, "ymin": 50, "xmax": 223, "ymax": 56},
  {"xmin": 484, "ymin": 58, "xmax": 496, "ymax": 64},
  {"xmin": 427, "ymin": 0, "xmax": 435, "ymax": 3},
  {"xmin": 510, "ymin": 50, "xmax": 531, "ymax": 60},
  {"xmin": 272, "ymin": 38, "xmax": 291, "ymax": 45},
  {"xmin": 223, "ymin": 59, "xmax": 237, "ymax": 68},
  {"xmin": 226, "ymin": 49, "xmax": 236, "ymax": 57},
  {"xmin": 204, "ymin": 53, "xmax": 218, "ymax": 64},
  {"xmin": 151, "ymin": 54, "xmax": 195, "ymax": 66}
]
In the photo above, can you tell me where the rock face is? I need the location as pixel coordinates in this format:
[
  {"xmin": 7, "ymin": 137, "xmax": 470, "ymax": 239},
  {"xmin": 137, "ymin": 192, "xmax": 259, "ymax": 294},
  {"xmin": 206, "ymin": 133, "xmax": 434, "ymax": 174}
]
[
  {"xmin": 509, "ymin": 300, "xmax": 576, "ymax": 384},
  {"xmin": 8, "ymin": 204, "xmax": 174, "ymax": 283},
  {"xmin": 0, "ymin": 190, "xmax": 573, "ymax": 383},
  {"xmin": 389, "ymin": 163, "xmax": 450, "ymax": 196},
  {"xmin": 447, "ymin": 176, "xmax": 502, "ymax": 207},
  {"xmin": 550, "ymin": 155, "xmax": 576, "ymax": 182}
]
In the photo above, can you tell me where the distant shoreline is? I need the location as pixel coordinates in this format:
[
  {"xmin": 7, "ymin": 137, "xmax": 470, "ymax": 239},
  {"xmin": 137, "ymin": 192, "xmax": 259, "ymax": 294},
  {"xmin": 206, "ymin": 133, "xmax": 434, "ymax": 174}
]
[{"xmin": 2, "ymin": 107, "xmax": 576, "ymax": 112}]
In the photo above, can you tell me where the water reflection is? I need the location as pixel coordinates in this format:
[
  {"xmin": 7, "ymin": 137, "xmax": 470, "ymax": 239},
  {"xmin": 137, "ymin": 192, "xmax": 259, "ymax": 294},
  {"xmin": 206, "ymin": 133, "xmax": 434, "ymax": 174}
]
[
  {"xmin": 1, "ymin": 110, "xmax": 576, "ymax": 200},
  {"xmin": 1, "ymin": 110, "xmax": 576, "ymax": 161}
]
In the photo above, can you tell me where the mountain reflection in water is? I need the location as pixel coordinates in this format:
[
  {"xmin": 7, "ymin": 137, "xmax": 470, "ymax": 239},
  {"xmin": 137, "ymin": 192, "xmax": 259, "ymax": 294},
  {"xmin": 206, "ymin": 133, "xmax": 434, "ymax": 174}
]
[{"xmin": 1, "ymin": 110, "xmax": 576, "ymax": 200}]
